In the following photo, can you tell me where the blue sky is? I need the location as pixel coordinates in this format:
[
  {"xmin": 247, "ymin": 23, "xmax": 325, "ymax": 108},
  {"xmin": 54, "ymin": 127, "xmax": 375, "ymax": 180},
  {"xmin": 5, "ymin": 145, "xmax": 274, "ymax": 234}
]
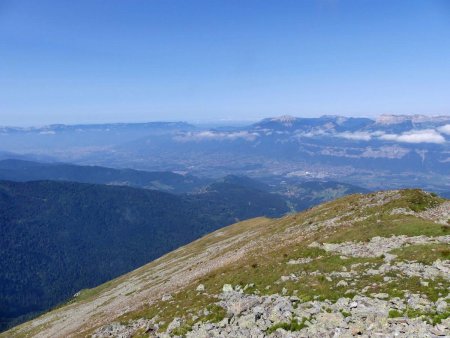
[{"xmin": 1, "ymin": 0, "xmax": 450, "ymax": 125}]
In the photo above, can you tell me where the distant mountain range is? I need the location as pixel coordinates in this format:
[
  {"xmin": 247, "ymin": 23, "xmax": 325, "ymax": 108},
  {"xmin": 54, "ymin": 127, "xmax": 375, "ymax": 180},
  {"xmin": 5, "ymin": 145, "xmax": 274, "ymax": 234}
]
[
  {"xmin": 0, "ymin": 159, "xmax": 207, "ymax": 194},
  {"xmin": 254, "ymin": 114, "xmax": 450, "ymax": 133},
  {"xmin": 1, "ymin": 114, "xmax": 448, "ymax": 191},
  {"xmin": 0, "ymin": 159, "xmax": 369, "ymax": 210},
  {"xmin": 2, "ymin": 114, "xmax": 448, "ymax": 135},
  {"xmin": 0, "ymin": 121, "xmax": 194, "ymax": 134}
]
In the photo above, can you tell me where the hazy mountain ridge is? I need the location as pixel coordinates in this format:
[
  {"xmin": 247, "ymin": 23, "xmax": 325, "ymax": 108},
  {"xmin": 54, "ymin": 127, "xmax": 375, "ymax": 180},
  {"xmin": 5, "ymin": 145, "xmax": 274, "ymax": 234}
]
[
  {"xmin": 0, "ymin": 121, "xmax": 195, "ymax": 134},
  {"xmin": 5, "ymin": 189, "xmax": 449, "ymax": 337},
  {"xmin": 0, "ymin": 159, "xmax": 208, "ymax": 194},
  {"xmin": 0, "ymin": 159, "xmax": 368, "ymax": 210},
  {"xmin": 1, "ymin": 115, "xmax": 447, "ymax": 194}
]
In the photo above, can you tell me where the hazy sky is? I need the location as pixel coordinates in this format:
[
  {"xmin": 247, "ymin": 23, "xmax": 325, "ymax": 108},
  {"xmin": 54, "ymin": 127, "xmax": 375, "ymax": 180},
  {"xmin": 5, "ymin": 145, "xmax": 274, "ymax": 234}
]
[{"xmin": 1, "ymin": 0, "xmax": 450, "ymax": 125}]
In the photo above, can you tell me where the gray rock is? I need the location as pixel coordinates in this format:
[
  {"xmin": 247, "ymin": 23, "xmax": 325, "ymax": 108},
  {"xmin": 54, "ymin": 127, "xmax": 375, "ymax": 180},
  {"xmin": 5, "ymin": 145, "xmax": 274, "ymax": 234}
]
[
  {"xmin": 371, "ymin": 293, "xmax": 389, "ymax": 299},
  {"xmin": 161, "ymin": 294, "xmax": 172, "ymax": 301},
  {"xmin": 436, "ymin": 299, "xmax": 448, "ymax": 314},
  {"xmin": 336, "ymin": 280, "xmax": 348, "ymax": 287},
  {"xmin": 166, "ymin": 317, "xmax": 182, "ymax": 333},
  {"xmin": 222, "ymin": 284, "xmax": 233, "ymax": 293}
]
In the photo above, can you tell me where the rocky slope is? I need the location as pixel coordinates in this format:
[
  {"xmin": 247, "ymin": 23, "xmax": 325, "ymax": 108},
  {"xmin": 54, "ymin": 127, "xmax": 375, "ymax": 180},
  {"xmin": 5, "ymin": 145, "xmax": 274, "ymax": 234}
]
[{"xmin": 3, "ymin": 189, "xmax": 449, "ymax": 337}]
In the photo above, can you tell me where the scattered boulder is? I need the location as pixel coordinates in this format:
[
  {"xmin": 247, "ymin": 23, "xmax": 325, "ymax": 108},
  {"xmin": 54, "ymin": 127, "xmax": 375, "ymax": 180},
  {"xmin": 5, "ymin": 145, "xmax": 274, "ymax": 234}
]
[
  {"xmin": 166, "ymin": 317, "xmax": 182, "ymax": 333},
  {"xmin": 336, "ymin": 280, "xmax": 348, "ymax": 287},
  {"xmin": 161, "ymin": 294, "xmax": 172, "ymax": 301},
  {"xmin": 222, "ymin": 284, "xmax": 233, "ymax": 293}
]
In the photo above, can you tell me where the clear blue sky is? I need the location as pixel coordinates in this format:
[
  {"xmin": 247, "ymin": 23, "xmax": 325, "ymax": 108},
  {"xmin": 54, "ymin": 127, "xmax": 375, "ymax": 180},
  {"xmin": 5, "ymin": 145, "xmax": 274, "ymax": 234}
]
[{"xmin": 1, "ymin": 0, "xmax": 450, "ymax": 125}]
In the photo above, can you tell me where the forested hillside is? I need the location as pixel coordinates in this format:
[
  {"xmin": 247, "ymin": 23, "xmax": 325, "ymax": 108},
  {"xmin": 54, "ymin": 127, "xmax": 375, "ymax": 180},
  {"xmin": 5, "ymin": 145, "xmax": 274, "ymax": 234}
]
[
  {"xmin": 0, "ymin": 159, "xmax": 207, "ymax": 193},
  {"xmin": 0, "ymin": 180, "xmax": 288, "ymax": 331}
]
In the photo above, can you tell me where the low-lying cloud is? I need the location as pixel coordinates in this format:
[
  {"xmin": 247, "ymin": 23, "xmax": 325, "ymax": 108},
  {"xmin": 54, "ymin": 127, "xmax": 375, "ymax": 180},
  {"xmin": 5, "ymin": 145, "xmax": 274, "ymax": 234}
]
[
  {"xmin": 175, "ymin": 126, "xmax": 448, "ymax": 145},
  {"xmin": 336, "ymin": 131, "xmax": 372, "ymax": 141},
  {"xmin": 379, "ymin": 129, "xmax": 445, "ymax": 144},
  {"xmin": 175, "ymin": 131, "xmax": 259, "ymax": 142},
  {"xmin": 438, "ymin": 124, "xmax": 450, "ymax": 135},
  {"xmin": 310, "ymin": 129, "xmax": 447, "ymax": 144}
]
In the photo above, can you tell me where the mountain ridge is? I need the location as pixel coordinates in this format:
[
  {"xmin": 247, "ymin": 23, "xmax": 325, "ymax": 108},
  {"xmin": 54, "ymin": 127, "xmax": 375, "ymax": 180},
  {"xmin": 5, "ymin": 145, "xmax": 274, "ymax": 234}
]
[
  {"xmin": 0, "ymin": 159, "xmax": 207, "ymax": 194},
  {"xmin": 4, "ymin": 189, "xmax": 449, "ymax": 337},
  {"xmin": 0, "ymin": 179, "xmax": 289, "ymax": 332},
  {"xmin": 0, "ymin": 115, "xmax": 448, "ymax": 194}
]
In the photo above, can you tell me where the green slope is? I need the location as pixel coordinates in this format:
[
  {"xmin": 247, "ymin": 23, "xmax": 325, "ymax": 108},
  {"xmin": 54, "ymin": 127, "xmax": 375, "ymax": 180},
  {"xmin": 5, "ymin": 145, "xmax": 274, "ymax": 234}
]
[{"xmin": 4, "ymin": 189, "xmax": 449, "ymax": 337}]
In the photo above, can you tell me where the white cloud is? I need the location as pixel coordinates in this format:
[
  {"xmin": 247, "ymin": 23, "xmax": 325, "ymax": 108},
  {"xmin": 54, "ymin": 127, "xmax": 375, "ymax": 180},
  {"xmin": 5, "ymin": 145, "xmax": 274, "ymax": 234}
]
[
  {"xmin": 438, "ymin": 124, "xmax": 450, "ymax": 135},
  {"xmin": 175, "ymin": 131, "xmax": 259, "ymax": 142},
  {"xmin": 301, "ymin": 128, "xmax": 447, "ymax": 144},
  {"xmin": 361, "ymin": 146, "xmax": 410, "ymax": 159},
  {"xmin": 379, "ymin": 129, "xmax": 445, "ymax": 144},
  {"xmin": 336, "ymin": 131, "xmax": 372, "ymax": 141}
]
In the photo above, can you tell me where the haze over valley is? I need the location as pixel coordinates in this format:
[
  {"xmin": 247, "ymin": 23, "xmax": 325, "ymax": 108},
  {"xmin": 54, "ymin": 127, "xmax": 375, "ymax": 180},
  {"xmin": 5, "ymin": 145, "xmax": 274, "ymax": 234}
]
[{"xmin": 1, "ymin": 114, "xmax": 449, "ymax": 195}]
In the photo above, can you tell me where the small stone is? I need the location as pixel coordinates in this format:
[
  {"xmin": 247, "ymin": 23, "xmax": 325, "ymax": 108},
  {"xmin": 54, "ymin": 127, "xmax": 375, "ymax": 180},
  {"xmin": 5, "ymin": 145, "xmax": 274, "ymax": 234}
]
[
  {"xmin": 383, "ymin": 253, "xmax": 397, "ymax": 262},
  {"xmin": 196, "ymin": 284, "xmax": 205, "ymax": 292},
  {"xmin": 222, "ymin": 284, "xmax": 233, "ymax": 293},
  {"xmin": 351, "ymin": 263, "xmax": 361, "ymax": 270},
  {"xmin": 309, "ymin": 241, "xmax": 320, "ymax": 248},
  {"xmin": 350, "ymin": 301, "xmax": 358, "ymax": 308},
  {"xmin": 243, "ymin": 283, "xmax": 255, "ymax": 290},
  {"xmin": 217, "ymin": 318, "xmax": 228, "ymax": 328},
  {"xmin": 431, "ymin": 326, "xmax": 447, "ymax": 336},
  {"xmin": 337, "ymin": 280, "xmax": 348, "ymax": 287},
  {"xmin": 167, "ymin": 317, "xmax": 182, "ymax": 333},
  {"xmin": 349, "ymin": 322, "xmax": 364, "ymax": 335},
  {"xmin": 371, "ymin": 293, "xmax": 389, "ymax": 299},
  {"xmin": 237, "ymin": 314, "xmax": 255, "ymax": 329},
  {"xmin": 161, "ymin": 294, "xmax": 172, "ymax": 301},
  {"xmin": 435, "ymin": 324, "xmax": 447, "ymax": 332},
  {"xmin": 436, "ymin": 299, "xmax": 448, "ymax": 313},
  {"xmin": 420, "ymin": 281, "xmax": 429, "ymax": 287}
]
